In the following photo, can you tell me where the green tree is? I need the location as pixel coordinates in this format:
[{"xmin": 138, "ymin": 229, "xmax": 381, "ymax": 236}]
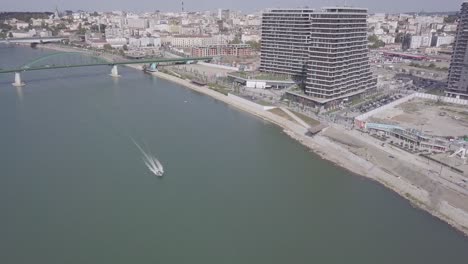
[
  {"xmin": 55, "ymin": 23, "xmax": 67, "ymax": 30},
  {"xmin": 368, "ymin": 34, "xmax": 379, "ymax": 42},
  {"xmin": 368, "ymin": 35, "xmax": 385, "ymax": 49},
  {"xmin": 0, "ymin": 23, "xmax": 13, "ymax": 31},
  {"xmin": 103, "ymin": 44, "xmax": 112, "ymax": 50},
  {"xmin": 77, "ymin": 23, "xmax": 86, "ymax": 34},
  {"xmin": 246, "ymin": 40, "xmax": 260, "ymax": 50},
  {"xmin": 229, "ymin": 36, "xmax": 242, "ymax": 44},
  {"xmin": 8, "ymin": 32, "xmax": 13, "ymax": 38},
  {"xmin": 444, "ymin": 15, "xmax": 457, "ymax": 23},
  {"xmin": 90, "ymin": 24, "xmax": 107, "ymax": 33},
  {"xmin": 99, "ymin": 24, "xmax": 107, "ymax": 33},
  {"xmin": 122, "ymin": 44, "xmax": 128, "ymax": 51},
  {"xmin": 395, "ymin": 32, "xmax": 404, "ymax": 43}
]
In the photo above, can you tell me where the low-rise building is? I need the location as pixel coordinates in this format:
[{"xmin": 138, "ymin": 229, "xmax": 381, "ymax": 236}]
[
  {"xmin": 191, "ymin": 44, "xmax": 253, "ymax": 57},
  {"xmin": 106, "ymin": 37, "xmax": 127, "ymax": 48},
  {"xmin": 241, "ymin": 34, "xmax": 260, "ymax": 43},
  {"xmin": 410, "ymin": 35, "xmax": 432, "ymax": 49},
  {"xmin": 378, "ymin": 35, "xmax": 396, "ymax": 44},
  {"xmin": 366, "ymin": 123, "xmax": 449, "ymax": 153},
  {"xmin": 88, "ymin": 39, "xmax": 107, "ymax": 49},
  {"xmin": 39, "ymin": 30, "xmax": 52, "ymax": 38},
  {"xmin": 129, "ymin": 36, "xmax": 161, "ymax": 48},
  {"xmin": 164, "ymin": 34, "xmax": 232, "ymax": 48},
  {"xmin": 105, "ymin": 27, "xmax": 124, "ymax": 38},
  {"xmin": 11, "ymin": 30, "xmax": 34, "ymax": 38},
  {"xmin": 431, "ymin": 34, "xmax": 455, "ymax": 47},
  {"xmin": 126, "ymin": 18, "xmax": 148, "ymax": 29},
  {"xmin": 15, "ymin": 21, "xmax": 29, "ymax": 29}
]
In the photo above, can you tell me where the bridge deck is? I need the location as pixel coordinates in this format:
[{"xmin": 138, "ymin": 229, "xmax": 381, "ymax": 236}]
[{"xmin": 0, "ymin": 57, "xmax": 213, "ymax": 74}]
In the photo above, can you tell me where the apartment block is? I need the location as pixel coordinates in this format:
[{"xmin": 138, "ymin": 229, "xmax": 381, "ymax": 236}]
[
  {"xmin": 447, "ymin": 2, "xmax": 468, "ymax": 99},
  {"xmin": 260, "ymin": 9, "xmax": 314, "ymax": 77},
  {"xmin": 260, "ymin": 7, "xmax": 376, "ymax": 102},
  {"xmin": 191, "ymin": 44, "xmax": 253, "ymax": 57},
  {"xmin": 305, "ymin": 7, "xmax": 375, "ymax": 100}
]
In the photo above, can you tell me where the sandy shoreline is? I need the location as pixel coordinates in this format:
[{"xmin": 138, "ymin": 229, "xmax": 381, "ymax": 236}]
[{"xmin": 25, "ymin": 44, "xmax": 468, "ymax": 236}]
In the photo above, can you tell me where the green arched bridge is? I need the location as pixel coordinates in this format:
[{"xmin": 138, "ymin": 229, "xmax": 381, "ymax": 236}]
[{"xmin": 0, "ymin": 52, "xmax": 212, "ymax": 74}]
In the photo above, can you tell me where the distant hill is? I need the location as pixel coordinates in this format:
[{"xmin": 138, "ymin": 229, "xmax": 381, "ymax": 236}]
[
  {"xmin": 403, "ymin": 11, "xmax": 458, "ymax": 16},
  {"xmin": 0, "ymin": 12, "xmax": 53, "ymax": 21},
  {"xmin": 371, "ymin": 11, "xmax": 459, "ymax": 16}
]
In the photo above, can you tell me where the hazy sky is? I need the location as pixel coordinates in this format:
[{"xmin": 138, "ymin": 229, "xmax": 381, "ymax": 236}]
[{"xmin": 1, "ymin": 0, "xmax": 465, "ymax": 13}]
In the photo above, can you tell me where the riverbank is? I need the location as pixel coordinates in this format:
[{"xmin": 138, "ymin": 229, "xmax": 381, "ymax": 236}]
[
  {"xmin": 28, "ymin": 43, "xmax": 468, "ymax": 236},
  {"xmin": 139, "ymin": 68, "xmax": 468, "ymax": 236}
]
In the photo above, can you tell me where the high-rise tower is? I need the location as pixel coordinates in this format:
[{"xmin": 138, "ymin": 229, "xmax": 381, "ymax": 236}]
[
  {"xmin": 447, "ymin": 2, "xmax": 468, "ymax": 99},
  {"xmin": 260, "ymin": 7, "xmax": 376, "ymax": 103}
]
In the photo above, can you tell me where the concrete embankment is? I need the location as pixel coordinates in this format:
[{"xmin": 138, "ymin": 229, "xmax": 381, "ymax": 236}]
[{"xmin": 144, "ymin": 69, "xmax": 308, "ymax": 134}]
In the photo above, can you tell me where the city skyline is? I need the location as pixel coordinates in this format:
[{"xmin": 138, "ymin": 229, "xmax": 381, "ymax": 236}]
[
  {"xmin": 1, "ymin": 0, "xmax": 468, "ymax": 256},
  {"xmin": 1, "ymin": 0, "xmax": 466, "ymax": 13}
]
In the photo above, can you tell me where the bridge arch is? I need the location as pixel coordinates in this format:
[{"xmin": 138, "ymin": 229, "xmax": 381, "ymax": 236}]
[{"xmin": 21, "ymin": 52, "xmax": 110, "ymax": 69}]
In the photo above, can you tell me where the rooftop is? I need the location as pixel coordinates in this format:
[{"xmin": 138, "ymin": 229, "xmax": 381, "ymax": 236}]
[{"xmin": 228, "ymin": 71, "xmax": 294, "ymax": 82}]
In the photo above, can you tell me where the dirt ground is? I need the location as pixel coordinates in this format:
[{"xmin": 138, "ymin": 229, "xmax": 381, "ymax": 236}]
[
  {"xmin": 370, "ymin": 98, "xmax": 468, "ymax": 137},
  {"xmin": 323, "ymin": 127, "xmax": 468, "ymax": 214}
]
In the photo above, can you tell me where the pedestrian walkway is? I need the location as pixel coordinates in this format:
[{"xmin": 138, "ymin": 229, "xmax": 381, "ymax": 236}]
[{"xmin": 280, "ymin": 107, "xmax": 311, "ymax": 129}]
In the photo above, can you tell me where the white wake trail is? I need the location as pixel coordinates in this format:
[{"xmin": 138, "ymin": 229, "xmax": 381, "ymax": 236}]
[{"xmin": 131, "ymin": 137, "xmax": 164, "ymax": 176}]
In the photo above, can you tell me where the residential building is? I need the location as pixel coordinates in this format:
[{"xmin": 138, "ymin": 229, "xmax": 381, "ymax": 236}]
[
  {"xmin": 410, "ymin": 35, "xmax": 432, "ymax": 49},
  {"xmin": 129, "ymin": 36, "xmax": 161, "ymax": 48},
  {"xmin": 16, "ymin": 21, "xmax": 29, "ymax": 29},
  {"xmin": 378, "ymin": 35, "xmax": 396, "ymax": 44},
  {"xmin": 39, "ymin": 30, "xmax": 52, "ymax": 37},
  {"xmin": 127, "ymin": 18, "xmax": 148, "ymax": 29},
  {"xmin": 241, "ymin": 33, "xmax": 261, "ymax": 43},
  {"xmin": 218, "ymin": 9, "xmax": 230, "ymax": 21},
  {"xmin": 191, "ymin": 44, "xmax": 253, "ymax": 57},
  {"xmin": 260, "ymin": 9, "xmax": 314, "ymax": 76},
  {"xmin": 11, "ymin": 30, "xmax": 34, "ymax": 38},
  {"xmin": 260, "ymin": 7, "xmax": 376, "ymax": 103},
  {"xmin": 305, "ymin": 7, "xmax": 375, "ymax": 100},
  {"xmin": 164, "ymin": 34, "xmax": 233, "ymax": 48},
  {"xmin": 431, "ymin": 34, "xmax": 455, "ymax": 47},
  {"xmin": 447, "ymin": 2, "xmax": 468, "ymax": 99},
  {"xmin": 106, "ymin": 37, "xmax": 127, "ymax": 48},
  {"xmin": 105, "ymin": 27, "xmax": 124, "ymax": 38},
  {"xmin": 401, "ymin": 34, "xmax": 412, "ymax": 50}
]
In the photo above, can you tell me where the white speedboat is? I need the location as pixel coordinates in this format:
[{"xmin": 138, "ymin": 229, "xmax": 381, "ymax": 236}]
[{"xmin": 132, "ymin": 138, "xmax": 164, "ymax": 177}]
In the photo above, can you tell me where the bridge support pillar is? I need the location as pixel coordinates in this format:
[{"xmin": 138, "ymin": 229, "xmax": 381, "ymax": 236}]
[
  {"xmin": 110, "ymin": 65, "xmax": 120, "ymax": 78},
  {"xmin": 12, "ymin": 72, "xmax": 25, "ymax": 87}
]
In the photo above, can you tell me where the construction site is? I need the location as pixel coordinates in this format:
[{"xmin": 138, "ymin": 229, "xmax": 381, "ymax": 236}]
[
  {"xmin": 369, "ymin": 98, "xmax": 468, "ymax": 138},
  {"xmin": 353, "ymin": 93, "xmax": 467, "ymax": 182}
]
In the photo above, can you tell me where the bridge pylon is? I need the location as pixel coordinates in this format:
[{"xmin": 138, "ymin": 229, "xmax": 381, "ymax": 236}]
[
  {"xmin": 110, "ymin": 65, "xmax": 120, "ymax": 78},
  {"xmin": 12, "ymin": 72, "xmax": 25, "ymax": 87}
]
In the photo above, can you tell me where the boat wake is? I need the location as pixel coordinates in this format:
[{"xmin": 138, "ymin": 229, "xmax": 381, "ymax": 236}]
[{"xmin": 131, "ymin": 138, "xmax": 164, "ymax": 176}]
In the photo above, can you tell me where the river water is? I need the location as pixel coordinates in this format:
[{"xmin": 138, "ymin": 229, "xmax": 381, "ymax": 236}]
[{"xmin": 0, "ymin": 45, "xmax": 467, "ymax": 263}]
